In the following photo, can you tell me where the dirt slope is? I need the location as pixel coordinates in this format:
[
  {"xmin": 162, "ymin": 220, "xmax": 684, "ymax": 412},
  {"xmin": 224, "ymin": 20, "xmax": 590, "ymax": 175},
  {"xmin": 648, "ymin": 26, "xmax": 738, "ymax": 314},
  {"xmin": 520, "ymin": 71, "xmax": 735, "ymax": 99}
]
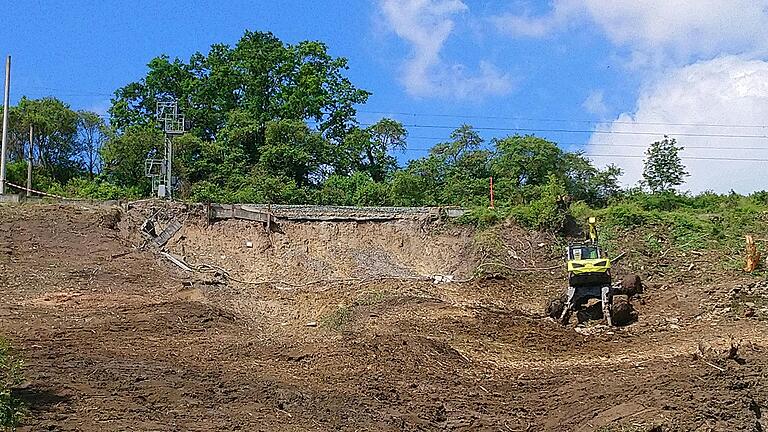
[{"xmin": 1, "ymin": 203, "xmax": 767, "ymax": 431}]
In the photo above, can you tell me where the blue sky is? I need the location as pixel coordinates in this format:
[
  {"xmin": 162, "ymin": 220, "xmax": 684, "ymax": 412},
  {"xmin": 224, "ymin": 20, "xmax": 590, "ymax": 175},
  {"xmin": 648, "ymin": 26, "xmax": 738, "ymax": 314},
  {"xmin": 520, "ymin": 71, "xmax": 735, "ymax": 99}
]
[{"xmin": 2, "ymin": 0, "xmax": 768, "ymax": 192}]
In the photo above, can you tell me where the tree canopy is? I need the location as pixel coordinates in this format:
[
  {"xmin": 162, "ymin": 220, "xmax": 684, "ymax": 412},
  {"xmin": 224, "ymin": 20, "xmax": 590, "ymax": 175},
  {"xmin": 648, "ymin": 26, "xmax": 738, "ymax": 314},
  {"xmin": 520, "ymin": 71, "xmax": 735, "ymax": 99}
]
[
  {"xmin": 642, "ymin": 136, "xmax": 689, "ymax": 193},
  {"xmin": 0, "ymin": 29, "xmax": 631, "ymax": 229}
]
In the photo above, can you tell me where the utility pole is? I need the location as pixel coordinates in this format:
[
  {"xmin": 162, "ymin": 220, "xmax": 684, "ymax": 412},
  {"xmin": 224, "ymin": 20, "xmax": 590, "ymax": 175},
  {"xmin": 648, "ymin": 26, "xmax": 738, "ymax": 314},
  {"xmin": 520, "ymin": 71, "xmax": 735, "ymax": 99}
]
[
  {"xmin": 148, "ymin": 100, "xmax": 184, "ymax": 199},
  {"xmin": 27, "ymin": 124, "xmax": 32, "ymax": 197},
  {"xmin": 0, "ymin": 56, "xmax": 10, "ymax": 195}
]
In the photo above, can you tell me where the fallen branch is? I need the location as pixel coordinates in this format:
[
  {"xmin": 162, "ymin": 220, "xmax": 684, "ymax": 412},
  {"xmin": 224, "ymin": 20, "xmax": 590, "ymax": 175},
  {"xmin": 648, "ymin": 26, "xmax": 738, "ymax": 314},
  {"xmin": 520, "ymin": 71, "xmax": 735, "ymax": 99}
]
[
  {"xmin": 702, "ymin": 359, "xmax": 725, "ymax": 372},
  {"xmin": 160, "ymin": 252, "xmax": 193, "ymax": 272},
  {"xmin": 611, "ymin": 251, "xmax": 627, "ymax": 263}
]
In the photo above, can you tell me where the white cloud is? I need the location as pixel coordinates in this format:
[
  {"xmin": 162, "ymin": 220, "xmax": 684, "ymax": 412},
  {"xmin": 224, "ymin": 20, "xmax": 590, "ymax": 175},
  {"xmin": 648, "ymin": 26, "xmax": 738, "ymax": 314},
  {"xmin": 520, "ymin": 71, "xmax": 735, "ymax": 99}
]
[
  {"xmin": 582, "ymin": 0, "xmax": 768, "ymax": 60},
  {"xmin": 494, "ymin": 1, "xmax": 768, "ymax": 63},
  {"xmin": 379, "ymin": 0, "xmax": 513, "ymax": 99},
  {"xmin": 492, "ymin": 0, "xmax": 583, "ymax": 38},
  {"xmin": 582, "ymin": 90, "xmax": 608, "ymax": 117},
  {"xmin": 588, "ymin": 56, "xmax": 768, "ymax": 193},
  {"xmin": 494, "ymin": 2, "xmax": 768, "ymax": 192}
]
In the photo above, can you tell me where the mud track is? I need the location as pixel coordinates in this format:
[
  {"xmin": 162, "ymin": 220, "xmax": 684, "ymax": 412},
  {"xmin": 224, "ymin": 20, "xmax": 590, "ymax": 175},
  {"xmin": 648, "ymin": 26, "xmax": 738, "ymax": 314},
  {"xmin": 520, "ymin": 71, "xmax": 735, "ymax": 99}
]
[{"xmin": 1, "ymin": 204, "xmax": 767, "ymax": 431}]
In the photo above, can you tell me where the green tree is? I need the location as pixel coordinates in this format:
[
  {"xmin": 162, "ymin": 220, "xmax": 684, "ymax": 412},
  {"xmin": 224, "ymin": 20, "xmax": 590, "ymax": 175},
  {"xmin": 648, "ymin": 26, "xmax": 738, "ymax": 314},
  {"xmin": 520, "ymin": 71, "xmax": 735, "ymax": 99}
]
[
  {"xmin": 562, "ymin": 152, "xmax": 622, "ymax": 206},
  {"xmin": 258, "ymin": 120, "xmax": 328, "ymax": 186},
  {"xmin": 109, "ymin": 30, "xmax": 370, "ymax": 158},
  {"xmin": 100, "ymin": 125, "xmax": 163, "ymax": 191},
  {"xmin": 430, "ymin": 124, "xmax": 483, "ymax": 165},
  {"xmin": 391, "ymin": 125, "xmax": 489, "ymax": 207},
  {"xmin": 345, "ymin": 118, "xmax": 407, "ymax": 181},
  {"xmin": 77, "ymin": 111, "xmax": 106, "ymax": 178},
  {"xmin": 642, "ymin": 136, "xmax": 688, "ymax": 193},
  {"xmin": 9, "ymin": 97, "xmax": 81, "ymax": 182}
]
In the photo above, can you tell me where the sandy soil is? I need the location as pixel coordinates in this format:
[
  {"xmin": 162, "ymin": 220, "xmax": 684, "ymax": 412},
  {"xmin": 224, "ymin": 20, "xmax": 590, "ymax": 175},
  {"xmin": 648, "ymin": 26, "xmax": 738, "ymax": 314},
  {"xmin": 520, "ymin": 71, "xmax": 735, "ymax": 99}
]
[{"xmin": 1, "ymin": 203, "xmax": 767, "ymax": 431}]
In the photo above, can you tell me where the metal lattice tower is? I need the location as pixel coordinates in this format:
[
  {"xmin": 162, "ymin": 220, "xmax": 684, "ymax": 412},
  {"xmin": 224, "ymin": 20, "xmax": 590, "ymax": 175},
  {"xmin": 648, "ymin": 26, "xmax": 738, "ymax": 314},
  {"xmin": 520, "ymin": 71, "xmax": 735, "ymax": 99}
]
[{"xmin": 146, "ymin": 100, "xmax": 185, "ymax": 199}]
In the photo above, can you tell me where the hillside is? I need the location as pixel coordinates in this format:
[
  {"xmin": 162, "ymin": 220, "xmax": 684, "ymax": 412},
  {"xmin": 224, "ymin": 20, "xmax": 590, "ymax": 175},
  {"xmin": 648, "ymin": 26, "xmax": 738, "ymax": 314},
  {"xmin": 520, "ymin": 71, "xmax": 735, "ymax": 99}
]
[{"xmin": 0, "ymin": 202, "xmax": 766, "ymax": 431}]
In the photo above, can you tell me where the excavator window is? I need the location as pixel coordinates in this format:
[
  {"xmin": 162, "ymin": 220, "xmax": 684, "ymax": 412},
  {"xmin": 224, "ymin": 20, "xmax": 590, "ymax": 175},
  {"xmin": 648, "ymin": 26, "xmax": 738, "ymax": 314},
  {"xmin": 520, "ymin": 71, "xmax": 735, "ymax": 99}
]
[{"xmin": 569, "ymin": 246, "xmax": 600, "ymax": 260}]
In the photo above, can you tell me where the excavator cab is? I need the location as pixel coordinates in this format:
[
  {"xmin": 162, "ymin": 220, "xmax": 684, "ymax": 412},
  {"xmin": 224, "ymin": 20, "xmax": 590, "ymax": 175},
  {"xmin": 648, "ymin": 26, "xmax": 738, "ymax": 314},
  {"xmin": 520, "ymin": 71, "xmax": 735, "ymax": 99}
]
[
  {"xmin": 559, "ymin": 217, "xmax": 615, "ymax": 325},
  {"xmin": 566, "ymin": 243, "xmax": 611, "ymax": 288}
]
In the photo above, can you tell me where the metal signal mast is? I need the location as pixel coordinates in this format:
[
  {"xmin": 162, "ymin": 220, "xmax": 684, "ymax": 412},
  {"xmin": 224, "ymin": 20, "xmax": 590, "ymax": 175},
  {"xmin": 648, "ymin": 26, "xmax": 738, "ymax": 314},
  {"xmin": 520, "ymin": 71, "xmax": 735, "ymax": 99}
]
[{"xmin": 145, "ymin": 100, "xmax": 185, "ymax": 199}]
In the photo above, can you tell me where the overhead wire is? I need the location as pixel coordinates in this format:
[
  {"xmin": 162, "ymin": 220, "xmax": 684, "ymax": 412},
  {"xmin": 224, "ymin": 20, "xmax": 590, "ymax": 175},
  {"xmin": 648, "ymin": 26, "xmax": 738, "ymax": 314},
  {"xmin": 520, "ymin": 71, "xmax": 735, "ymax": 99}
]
[
  {"xmin": 13, "ymin": 87, "xmax": 768, "ymax": 162},
  {"xmin": 358, "ymin": 109, "xmax": 768, "ymax": 129},
  {"xmin": 357, "ymin": 122, "xmax": 768, "ymax": 140}
]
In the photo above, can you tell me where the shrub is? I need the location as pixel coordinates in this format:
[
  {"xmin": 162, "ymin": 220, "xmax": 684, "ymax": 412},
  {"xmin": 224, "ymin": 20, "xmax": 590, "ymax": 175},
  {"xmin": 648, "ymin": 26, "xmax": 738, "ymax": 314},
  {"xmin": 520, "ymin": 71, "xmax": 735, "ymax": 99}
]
[
  {"xmin": 0, "ymin": 338, "xmax": 25, "ymax": 430},
  {"xmin": 457, "ymin": 206, "xmax": 506, "ymax": 228},
  {"xmin": 633, "ymin": 191, "xmax": 686, "ymax": 211},
  {"xmin": 603, "ymin": 203, "xmax": 648, "ymax": 228}
]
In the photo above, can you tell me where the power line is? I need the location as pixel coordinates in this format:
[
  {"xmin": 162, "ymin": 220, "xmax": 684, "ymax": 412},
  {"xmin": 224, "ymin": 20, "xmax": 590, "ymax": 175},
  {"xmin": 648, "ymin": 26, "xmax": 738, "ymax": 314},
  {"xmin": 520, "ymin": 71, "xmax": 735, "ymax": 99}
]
[
  {"xmin": 406, "ymin": 136, "xmax": 768, "ymax": 151},
  {"xmin": 585, "ymin": 154, "xmax": 768, "ymax": 162},
  {"xmin": 360, "ymin": 110, "xmax": 768, "ymax": 130},
  {"xmin": 367, "ymin": 123, "xmax": 768, "ymax": 140},
  {"xmin": 12, "ymin": 86, "xmax": 768, "ymax": 131},
  {"xmin": 400, "ymin": 147, "xmax": 768, "ymax": 162}
]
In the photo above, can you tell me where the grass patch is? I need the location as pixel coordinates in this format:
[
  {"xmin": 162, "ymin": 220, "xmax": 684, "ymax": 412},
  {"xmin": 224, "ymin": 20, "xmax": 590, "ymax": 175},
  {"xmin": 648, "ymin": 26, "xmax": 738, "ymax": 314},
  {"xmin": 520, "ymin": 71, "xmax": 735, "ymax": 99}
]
[
  {"xmin": 0, "ymin": 338, "xmax": 25, "ymax": 430},
  {"xmin": 321, "ymin": 291, "xmax": 393, "ymax": 331},
  {"xmin": 354, "ymin": 290, "xmax": 390, "ymax": 307},
  {"xmin": 321, "ymin": 304, "xmax": 353, "ymax": 330}
]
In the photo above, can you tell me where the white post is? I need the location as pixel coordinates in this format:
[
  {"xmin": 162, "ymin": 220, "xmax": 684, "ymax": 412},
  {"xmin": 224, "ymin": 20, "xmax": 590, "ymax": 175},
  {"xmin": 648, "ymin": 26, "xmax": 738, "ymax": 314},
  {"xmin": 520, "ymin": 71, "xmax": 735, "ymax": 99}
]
[
  {"xmin": 0, "ymin": 56, "xmax": 10, "ymax": 195},
  {"xmin": 166, "ymin": 137, "xmax": 172, "ymax": 200},
  {"xmin": 27, "ymin": 124, "xmax": 32, "ymax": 197}
]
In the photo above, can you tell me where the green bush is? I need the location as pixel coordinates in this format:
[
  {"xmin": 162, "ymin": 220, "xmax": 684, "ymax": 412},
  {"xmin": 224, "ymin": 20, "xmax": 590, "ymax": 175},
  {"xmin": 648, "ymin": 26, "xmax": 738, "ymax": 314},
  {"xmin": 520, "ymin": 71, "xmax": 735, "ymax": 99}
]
[
  {"xmin": 316, "ymin": 172, "xmax": 393, "ymax": 206},
  {"xmin": 0, "ymin": 338, "xmax": 25, "ymax": 430},
  {"xmin": 58, "ymin": 178, "xmax": 142, "ymax": 200},
  {"xmin": 750, "ymin": 190, "xmax": 768, "ymax": 206},
  {"xmin": 457, "ymin": 206, "xmax": 506, "ymax": 228},
  {"xmin": 633, "ymin": 191, "xmax": 686, "ymax": 211},
  {"xmin": 603, "ymin": 203, "xmax": 648, "ymax": 228}
]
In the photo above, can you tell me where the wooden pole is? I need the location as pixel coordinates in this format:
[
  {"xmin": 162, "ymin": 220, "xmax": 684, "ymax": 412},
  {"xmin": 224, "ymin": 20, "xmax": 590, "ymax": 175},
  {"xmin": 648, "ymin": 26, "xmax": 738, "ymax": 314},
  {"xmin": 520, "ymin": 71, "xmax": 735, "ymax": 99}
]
[
  {"xmin": 0, "ymin": 56, "xmax": 10, "ymax": 194},
  {"xmin": 27, "ymin": 124, "xmax": 32, "ymax": 197},
  {"xmin": 489, "ymin": 176, "xmax": 494, "ymax": 209}
]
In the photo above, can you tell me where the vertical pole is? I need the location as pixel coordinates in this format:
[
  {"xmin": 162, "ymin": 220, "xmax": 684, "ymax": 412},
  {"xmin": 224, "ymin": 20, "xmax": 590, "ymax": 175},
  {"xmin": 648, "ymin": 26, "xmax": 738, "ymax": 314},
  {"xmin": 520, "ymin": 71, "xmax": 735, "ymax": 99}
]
[
  {"xmin": 166, "ymin": 136, "xmax": 172, "ymax": 200},
  {"xmin": 27, "ymin": 124, "xmax": 32, "ymax": 197},
  {"xmin": 0, "ymin": 56, "xmax": 10, "ymax": 195},
  {"xmin": 489, "ymin": 176, "xmax": 494, "ymax": 209}
]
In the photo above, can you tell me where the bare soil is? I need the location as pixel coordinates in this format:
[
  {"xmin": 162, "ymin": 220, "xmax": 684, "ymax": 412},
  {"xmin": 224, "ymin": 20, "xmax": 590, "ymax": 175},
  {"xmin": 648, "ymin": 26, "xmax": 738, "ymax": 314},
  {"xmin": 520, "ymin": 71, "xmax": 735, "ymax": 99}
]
[{"xmin": 1, "ymin": 203, "xmax": 767, "ymax": 431}]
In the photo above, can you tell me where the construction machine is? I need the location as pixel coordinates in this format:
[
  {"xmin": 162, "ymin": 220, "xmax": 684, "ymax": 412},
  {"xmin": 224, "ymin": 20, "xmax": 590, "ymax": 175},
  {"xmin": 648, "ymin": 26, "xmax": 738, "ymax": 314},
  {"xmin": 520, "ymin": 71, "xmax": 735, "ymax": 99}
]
[{"xmin": 556, "ymin": 217, "xmax": 615, "ymax": 325}]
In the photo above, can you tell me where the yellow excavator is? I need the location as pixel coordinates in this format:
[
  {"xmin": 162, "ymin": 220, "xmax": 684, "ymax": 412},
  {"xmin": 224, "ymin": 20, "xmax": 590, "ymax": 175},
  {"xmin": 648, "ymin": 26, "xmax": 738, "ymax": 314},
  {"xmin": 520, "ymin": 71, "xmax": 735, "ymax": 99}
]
[{"xmin": 553, "ymin": 217, "xmax": 616, "ymax": 325}]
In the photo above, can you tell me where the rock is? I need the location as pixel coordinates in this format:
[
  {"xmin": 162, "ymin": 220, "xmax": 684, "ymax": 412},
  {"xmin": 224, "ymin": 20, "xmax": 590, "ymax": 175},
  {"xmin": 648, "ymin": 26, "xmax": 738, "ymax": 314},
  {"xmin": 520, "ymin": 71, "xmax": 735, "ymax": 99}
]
[
  {"xmin": 611, "ymin": 299, "xmax": 638, "ymax": 326},
  {"xmin": 306, "ymin": 321, "xmax": 318, "ymax": 327},
  {"xmin": 545, "ymin": 296, "xmax": 566, "ymax": 319},
  {"xmin": 620, "ymin": 274, "xmax": 643, "ymax": 296}
]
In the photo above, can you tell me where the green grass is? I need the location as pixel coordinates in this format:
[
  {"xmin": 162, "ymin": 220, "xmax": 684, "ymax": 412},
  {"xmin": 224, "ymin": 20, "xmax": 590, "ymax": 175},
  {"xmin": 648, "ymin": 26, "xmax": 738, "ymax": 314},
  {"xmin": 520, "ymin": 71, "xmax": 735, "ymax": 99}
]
[
  {"xmin": 320, "ymin": 290, "xmax": 393, "ymax": 331},
  {"xmin": 0, "ymin": 338, "xmax": 25, "ymax": 430},
  {"xmin": 321, "ymin": 304, "xmax": 353, "ymax": 330}
]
